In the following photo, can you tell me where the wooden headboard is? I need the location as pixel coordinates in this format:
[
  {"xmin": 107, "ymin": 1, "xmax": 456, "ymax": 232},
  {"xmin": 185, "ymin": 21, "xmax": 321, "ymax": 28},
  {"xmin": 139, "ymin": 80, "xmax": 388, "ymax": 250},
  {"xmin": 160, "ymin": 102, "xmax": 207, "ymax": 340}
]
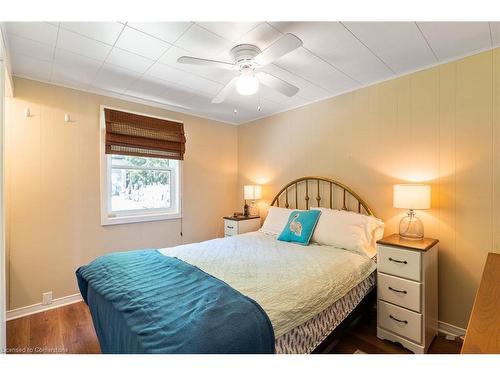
[{"xmin": 270, "ymin": 176, "xmax": 374, "ymax": 216}]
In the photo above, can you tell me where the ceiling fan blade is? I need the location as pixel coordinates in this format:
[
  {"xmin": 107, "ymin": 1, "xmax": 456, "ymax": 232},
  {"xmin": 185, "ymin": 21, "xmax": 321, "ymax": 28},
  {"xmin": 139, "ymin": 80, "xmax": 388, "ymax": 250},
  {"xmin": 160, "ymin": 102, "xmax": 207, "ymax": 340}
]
[
  {"xmin": 177, "ymin": 56, "xmax": 235, "ymax": 70},
  {"xmin": 254, "ymin": 33, "xmax": 303, "ymax": 66},
  {"xmin": 212, "ymin": 78, "xmax": 237, "ymax": 104},
  {"xmin": 256, "ymin": 72, "xmax": 299, "ymax": 97}
]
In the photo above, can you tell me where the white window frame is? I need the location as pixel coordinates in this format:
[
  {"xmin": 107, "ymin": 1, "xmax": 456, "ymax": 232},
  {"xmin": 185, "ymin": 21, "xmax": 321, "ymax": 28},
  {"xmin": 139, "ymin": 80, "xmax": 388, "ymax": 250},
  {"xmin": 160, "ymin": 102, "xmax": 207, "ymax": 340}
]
[{"xmin": 100, "ymin": 105, "xmax": 182, "ymax": 226}]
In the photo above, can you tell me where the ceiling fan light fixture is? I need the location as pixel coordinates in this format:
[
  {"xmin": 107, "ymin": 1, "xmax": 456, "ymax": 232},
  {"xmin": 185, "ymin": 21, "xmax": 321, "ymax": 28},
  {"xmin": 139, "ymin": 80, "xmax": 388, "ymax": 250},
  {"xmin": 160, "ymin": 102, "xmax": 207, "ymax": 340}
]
[
  {"xmin": 235, "ymin": 73, "xmax": 259, "ymax": 96},
  {"xmin": 179, "ymin": 35, "xmax": 302, "ymax": 103}
]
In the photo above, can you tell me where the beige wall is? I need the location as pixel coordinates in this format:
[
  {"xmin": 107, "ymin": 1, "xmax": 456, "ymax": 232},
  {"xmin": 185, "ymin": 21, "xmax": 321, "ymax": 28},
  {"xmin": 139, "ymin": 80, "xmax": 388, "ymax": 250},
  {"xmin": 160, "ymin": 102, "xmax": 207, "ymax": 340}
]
[
  {"xmin": 5, "ymin": 78, "xmax": 238, "ymax": 310},
  {"xmin": 238, "ymin": 49, "xmax": 500, "ymax": 329}
]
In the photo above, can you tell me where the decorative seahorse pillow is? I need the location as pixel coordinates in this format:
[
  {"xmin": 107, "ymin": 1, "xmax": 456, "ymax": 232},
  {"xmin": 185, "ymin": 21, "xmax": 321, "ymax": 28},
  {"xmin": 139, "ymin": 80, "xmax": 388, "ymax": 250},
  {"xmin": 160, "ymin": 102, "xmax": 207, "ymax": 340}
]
[{"xmin": 278, "ymin": 210, "xmax": 322, "ymax": 245}]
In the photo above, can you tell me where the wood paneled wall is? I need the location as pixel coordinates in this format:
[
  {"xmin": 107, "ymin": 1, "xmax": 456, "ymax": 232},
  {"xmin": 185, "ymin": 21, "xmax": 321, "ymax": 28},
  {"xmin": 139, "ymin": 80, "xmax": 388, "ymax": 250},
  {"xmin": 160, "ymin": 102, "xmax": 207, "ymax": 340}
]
[{"xmin": 238, "ymin": 49, "xmax": 500, "ymax": 329}]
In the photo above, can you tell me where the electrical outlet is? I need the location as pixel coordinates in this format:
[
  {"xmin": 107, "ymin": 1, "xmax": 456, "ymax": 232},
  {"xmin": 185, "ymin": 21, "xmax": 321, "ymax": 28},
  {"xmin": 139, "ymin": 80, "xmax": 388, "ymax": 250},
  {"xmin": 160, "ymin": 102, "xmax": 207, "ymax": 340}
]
[{"xmin": 42, "ymin": 292, "xmax": 52, "ymax": 306}]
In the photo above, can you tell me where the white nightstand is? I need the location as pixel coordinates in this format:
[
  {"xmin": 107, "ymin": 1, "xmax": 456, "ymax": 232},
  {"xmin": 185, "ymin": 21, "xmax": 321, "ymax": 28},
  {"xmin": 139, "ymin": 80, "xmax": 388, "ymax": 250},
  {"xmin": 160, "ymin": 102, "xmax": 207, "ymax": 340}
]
[
  {"xmin": 376, "ymin": 234, "xmax": 438, "ymax": 354},
  {"xmin": 223, "ymin": 216, "xmax": 260, "ymax": 237}
]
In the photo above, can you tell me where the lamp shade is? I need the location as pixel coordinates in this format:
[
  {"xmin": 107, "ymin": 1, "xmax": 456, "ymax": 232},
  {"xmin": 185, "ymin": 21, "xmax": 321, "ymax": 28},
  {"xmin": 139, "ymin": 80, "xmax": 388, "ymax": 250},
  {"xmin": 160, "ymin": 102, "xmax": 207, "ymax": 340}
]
[
  {"xmin": 244, "ymin": 185, "xmax": 262, "ymax": 200},
  {"xmin": 393, "ymin": 184, "xmax": 431, "ymax": 210}
]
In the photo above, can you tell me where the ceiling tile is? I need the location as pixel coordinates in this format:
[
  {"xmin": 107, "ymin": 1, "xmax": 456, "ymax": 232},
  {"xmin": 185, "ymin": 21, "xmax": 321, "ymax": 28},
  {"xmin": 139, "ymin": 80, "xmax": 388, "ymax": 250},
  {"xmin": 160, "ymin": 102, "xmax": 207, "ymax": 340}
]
[
  {"xmin": 343, "ymin": 22, "xmax": 438, "ymax": 74},
  {"xmin": 221, "ymin": 92, "xmax": 284, "ymax": 121},
  {"xmin": 158, "ymin": 46, "xmax": 236, "ymax": 84},
  {"xmin": 180, "ymin": 74, "xmax": 223, "ymax": 97},
  {"xmin": 196, "ymin": 22, "xmax": 260, "ymax": 42},
  {"xmin": 10, "ymin": 54, "xmax": 52, "ymax": 81},
  {"xmin": 174, "ymin": 23, "xmax": 232, "ymax": 58},
  {"xmin": 5, "ymin": 22, "xmax": 59, "ymax": 46},
  {"xmin": 54, "ymin": 48, "xmax": 102, "ymax": 67},
  {"xmin": 51, "ymin": 65, "xmax": 94, "ymax": 88},
  {"xmin": 162, "ymin": 84, "xmax": 198, "ymax": 105},
  {"xmin": 115, "ymin": 26, "xmax": 171, "ymax": 60},
  {"xmin": 275, "ymin": 47, "xmax": 359, "ymax": 94},
  {"xmin": 91, "ymin": 63, "xmax": 141, "ymax": 93},
  {"xmin": 215, "ymin": 22, "xmax": 282, "ymax": 62},
  {"xmin": 235, "ymin": 22, "xmax": 282, "ymax": 51},
  {"xmin": 52, "ymin": 48, "xmax": 102, "ymax": 85},
  {"xmin": 258, "ymin": 84, "xmax": 306, "ymax": 107},
  {"xmin": 7, "ymin": 33, "xmax": 54, "ymax": 62},
  {"xmin": 261, "ymin": 64, "xmax": 331, "ymax": 102},
  {"xmin": 60, "ymin": 22, "xmax": 124, "ymax": 45},
  {"xmin": 147, "ymin": 62, "xmax": 190, "ymax": 83},
  {"xmin": 417, "ymin": 22, "xmax": 492, "ymax": 61},
  {"xmin": 158, "ymin": 45, "xmax": 190, "ymax": 65},
  {"xmin": 127, "ymin": 22, "xmax": 192, "ymax": 44},
  {"xmin": 124, "ymin": 76, "xmax": 196, "ymax": 112},
  {"xmin": 106, "ymin": 47, "xmax": 155, "ymax": 74},
  {"xmin": 124, "ymin": 76, "xmax": 175, "ymax": 103},
  {"xmin": 271, "ymin": 22, "xmax": 393, "ymax": 84},
  {"xmin": 223, "ymin": 91, "xmax": 259, "ymax": 108},
  {"xmin": 195, "ymin": 102, "xmax": 239, "ymax": 122},
  {"xmin": 57, "ymin": 29, "xmax": 112, "ymax": 61}
]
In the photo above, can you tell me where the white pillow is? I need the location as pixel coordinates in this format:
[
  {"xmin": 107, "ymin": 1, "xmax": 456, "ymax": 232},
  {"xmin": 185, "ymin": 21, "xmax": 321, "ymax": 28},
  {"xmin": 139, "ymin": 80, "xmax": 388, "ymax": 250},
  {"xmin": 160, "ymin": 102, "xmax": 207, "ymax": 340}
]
[
  {"xmin": 311, "ymin": 207, "xmax": 384, "ymax": 257},
  {"xmin": 259, "ymin": 207, "xmax": 294, "ymax": 236}
]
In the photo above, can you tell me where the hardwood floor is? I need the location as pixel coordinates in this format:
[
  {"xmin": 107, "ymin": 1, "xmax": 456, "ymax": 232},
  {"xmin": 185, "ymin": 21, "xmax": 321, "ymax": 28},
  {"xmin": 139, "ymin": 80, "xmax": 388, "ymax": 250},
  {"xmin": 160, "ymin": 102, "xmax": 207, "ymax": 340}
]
[
  {"xmin": 6, "ymin": 302, "xmax": 462, "ymax": 354},
  {"xmin": 7, "ymin": 302, "xmax": 100, "ymax": 354},
  {"xmin": 329, "ymin": 307, "xmax": 463, "ymax": 354}
]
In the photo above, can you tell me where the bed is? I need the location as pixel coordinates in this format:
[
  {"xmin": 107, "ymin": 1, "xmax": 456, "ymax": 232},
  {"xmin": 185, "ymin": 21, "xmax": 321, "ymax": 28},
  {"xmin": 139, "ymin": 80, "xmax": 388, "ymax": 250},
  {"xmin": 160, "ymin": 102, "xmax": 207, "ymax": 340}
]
[{"xmin": 77, "ymin": 177, "xmax": 380, "ymax": 354}]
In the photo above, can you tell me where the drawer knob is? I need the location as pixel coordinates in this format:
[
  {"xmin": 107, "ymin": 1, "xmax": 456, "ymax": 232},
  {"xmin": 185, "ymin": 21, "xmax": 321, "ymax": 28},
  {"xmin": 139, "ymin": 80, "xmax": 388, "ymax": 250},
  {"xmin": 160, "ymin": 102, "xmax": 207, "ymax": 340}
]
[
  {"xmin": 388, "ymin": 286, "xmax": 408, "ymax": 294},
  {"xmin": 388, "ymin": 257, "xmax": 407, "ymax": 264},
  {"xmin": 389, "ymin": 314, "xmax": 408, "ymax": 324},
  {"xmin": 227, "ymin": 226, "xmax": 234, "ymax": 229}
]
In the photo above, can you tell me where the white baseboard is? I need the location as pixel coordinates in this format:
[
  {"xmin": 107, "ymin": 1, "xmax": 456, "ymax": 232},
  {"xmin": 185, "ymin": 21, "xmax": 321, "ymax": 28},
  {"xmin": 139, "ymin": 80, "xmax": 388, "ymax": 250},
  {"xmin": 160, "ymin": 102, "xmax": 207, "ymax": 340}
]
[
  {"xmin": 438, "ymin": 320, "xmax": 466, "ymax": 337},
  {"xmin": 6, "ymin": 294, "xmax": 82, "ymax": 321}
]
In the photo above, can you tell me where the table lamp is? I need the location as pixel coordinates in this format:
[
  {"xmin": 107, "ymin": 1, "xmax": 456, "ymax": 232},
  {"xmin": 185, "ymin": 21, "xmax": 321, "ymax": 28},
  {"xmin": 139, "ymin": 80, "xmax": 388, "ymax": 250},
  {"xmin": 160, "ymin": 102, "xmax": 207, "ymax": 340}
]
[
  {"xmin": 244, "ymin": 185, "xmax": 262, "ymax": 217},
  {"xmin": 393, "ymin": 184, "xmax": 431, "ymax": 240}
]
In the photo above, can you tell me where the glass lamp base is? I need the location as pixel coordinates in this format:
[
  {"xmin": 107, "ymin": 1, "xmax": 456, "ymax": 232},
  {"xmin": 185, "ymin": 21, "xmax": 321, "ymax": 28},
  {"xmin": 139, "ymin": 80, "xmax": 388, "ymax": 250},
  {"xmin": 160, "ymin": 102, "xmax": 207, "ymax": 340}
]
[{"xmin": 399, "ymin": 210, "xmax": 424, "ymax": 240}]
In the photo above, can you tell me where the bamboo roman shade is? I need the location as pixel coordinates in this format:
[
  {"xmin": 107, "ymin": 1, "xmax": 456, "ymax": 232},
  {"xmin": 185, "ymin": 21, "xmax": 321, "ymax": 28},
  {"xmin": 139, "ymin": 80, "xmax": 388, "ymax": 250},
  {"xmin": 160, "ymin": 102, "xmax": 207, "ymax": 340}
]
[{"xmin": 104, "ymin": 108, "xmax": 186, "ymax": 160}]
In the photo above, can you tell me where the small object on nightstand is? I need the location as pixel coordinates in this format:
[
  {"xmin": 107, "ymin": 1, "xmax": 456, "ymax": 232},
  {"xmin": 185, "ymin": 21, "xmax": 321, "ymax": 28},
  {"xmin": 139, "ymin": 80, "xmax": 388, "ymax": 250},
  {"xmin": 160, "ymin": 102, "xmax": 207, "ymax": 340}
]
[
  {"xmin": 376, "ymin": 233, "xmax": 438, "ymax": 354},
  {"xmin": 223, "ymin": 216, "xmax": 260, "ymax": 237}
]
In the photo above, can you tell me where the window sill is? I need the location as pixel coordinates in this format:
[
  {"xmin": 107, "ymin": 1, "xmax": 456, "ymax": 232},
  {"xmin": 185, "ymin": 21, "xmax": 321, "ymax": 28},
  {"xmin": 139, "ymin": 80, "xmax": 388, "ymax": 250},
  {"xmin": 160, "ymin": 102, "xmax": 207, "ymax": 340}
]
[{"xmin": 101, "ymin": 212, "xmax": 182, "ymax": 226}]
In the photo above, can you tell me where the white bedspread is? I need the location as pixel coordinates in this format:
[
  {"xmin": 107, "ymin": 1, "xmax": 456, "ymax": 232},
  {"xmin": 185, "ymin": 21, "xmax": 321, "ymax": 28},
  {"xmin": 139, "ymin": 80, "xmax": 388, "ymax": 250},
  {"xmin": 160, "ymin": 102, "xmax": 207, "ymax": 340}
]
[{"xmin": 159, "ymin": 231, "xmax": 376, "ymax": 338}]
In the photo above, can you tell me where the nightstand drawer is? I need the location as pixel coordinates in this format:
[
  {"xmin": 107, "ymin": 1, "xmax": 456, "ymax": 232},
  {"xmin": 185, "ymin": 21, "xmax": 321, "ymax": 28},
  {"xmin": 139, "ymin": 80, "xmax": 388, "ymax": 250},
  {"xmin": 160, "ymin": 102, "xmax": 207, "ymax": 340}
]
[
  {"xmin": 378, "ymin": 245, "xmax": 421, "ymax": 281},
  {"xmin": 378, "ymin": 273, "xmax": 421, "ymax": 312},
  {"xmin": 378, "ymin": 301, "xmax": 422, "ymax": 343},
  {"xmin": 224, "ymin": 220, "xmax": 238, "ymax": 236}
]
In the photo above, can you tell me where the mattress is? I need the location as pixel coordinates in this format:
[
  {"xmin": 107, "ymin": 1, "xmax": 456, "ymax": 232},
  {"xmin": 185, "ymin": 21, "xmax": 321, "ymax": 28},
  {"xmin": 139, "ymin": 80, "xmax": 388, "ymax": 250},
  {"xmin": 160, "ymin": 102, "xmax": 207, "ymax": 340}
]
[{"xmin": 159, "ymin": 231, "xmax": 376, "ymax": 340}]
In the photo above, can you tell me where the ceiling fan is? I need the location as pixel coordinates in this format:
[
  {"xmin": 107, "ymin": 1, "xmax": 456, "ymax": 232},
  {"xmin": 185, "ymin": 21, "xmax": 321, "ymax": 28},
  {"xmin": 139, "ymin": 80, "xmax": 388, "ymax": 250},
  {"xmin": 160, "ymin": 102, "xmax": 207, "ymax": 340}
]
[{"xmin": 177, "ymin": 33, "xmax": 303, "ymax": 104}]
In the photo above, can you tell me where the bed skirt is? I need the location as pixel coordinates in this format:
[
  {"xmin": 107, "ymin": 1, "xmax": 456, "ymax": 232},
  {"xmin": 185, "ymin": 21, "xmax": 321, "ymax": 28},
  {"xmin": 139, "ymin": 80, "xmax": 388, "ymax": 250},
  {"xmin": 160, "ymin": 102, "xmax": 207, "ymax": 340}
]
[{"xmin": 275, "ymin": 271, "xmax": 376, "ymax": 354}]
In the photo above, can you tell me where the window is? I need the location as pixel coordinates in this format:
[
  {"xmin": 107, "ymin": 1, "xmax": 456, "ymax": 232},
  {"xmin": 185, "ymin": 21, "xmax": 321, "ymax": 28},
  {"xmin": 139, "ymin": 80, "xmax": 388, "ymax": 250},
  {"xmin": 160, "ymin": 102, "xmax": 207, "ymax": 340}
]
[
  {"xmin": 108, "ymin": 155, "xmax": 179, "ymax": 214},
  {"xmin": 100, "ymin": 107, "xmax": 184, "ymax": 225}
]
